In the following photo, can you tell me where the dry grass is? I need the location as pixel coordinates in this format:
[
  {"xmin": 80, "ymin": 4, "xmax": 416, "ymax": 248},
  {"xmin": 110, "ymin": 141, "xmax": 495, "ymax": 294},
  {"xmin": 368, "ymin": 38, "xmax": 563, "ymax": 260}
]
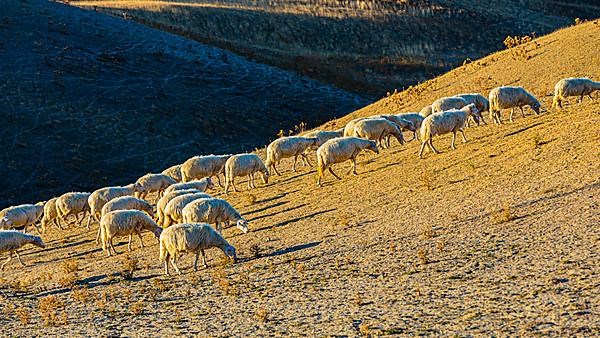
[
  {"xmin": 38, "ymin": 295, "xmax": 67, "ymax": 326},
  {"xmin": 15, "ymin": 307, "xmax": 30, "ymax": 326},
  {"xmin": 255, "ymin": 306, "xmax": 270, "ymax": 323},
  {"xmin": 491, "ymin": 204, "xmax": 515, "ymax": 224}
]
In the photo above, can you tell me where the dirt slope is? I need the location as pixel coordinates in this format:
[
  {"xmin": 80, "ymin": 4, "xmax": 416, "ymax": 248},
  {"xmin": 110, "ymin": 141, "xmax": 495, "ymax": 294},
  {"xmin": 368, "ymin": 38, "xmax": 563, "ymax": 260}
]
[
  {"xmin": 0, "ymin": 20, "xmax": 599, "ymax": 336},
  {"xmin": 0, "ymin": 0, "xmax": 367, "ymax": 207},
  {"xmin": 69, "ymin": 0, "xmax": 600, "ymax": 95}
]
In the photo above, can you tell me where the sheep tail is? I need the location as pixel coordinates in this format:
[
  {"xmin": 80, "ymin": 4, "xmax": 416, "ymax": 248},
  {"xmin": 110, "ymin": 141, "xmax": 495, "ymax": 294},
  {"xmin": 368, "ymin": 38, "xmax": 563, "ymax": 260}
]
[
  {"xmin": 159, "ymin": 238, "xmax": 167, "ymax": 263},
  {"xmin": 317, "ymin": 152, "xmax": 324, "ymax": 179}
]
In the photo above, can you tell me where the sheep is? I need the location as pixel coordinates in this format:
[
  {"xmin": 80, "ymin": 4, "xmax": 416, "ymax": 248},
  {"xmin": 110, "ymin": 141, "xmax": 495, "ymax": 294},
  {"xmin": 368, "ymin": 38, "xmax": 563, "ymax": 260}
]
[
  {"xmin": 99, "ymin": 210, "xmax": 162, "ymax": 257},
  {"xmin": 87, "ymin": 184, "xmax": 137, "ymax": 229},
  {"xmin": 418, "ymin": 103, "xmax": 481, "ymax": 158},
  {"xmin": 377, "ymin": 114, "xmax": 416, "ymax": 146},
  {"xmin": 454, "ymin": 93, "xmax": 489, "ymax": 126},
  {"xmin": 552, "ymin": 77, "xmax": 600, "ymax": 109},
  {"xmin": 0, "ymin": 230, "xmax": 45, "ymax": 270},
  {"xmin": 316, "ymin": 137, "xmax": 379, "ymax": 186},
  {"xmin": 180, "ymin": 154, "xmax": 231, "ymax": 187},
  {"xmin": 164, "ymin": 178, "xmax": 214, "ymax": 194},
  {"xmin": 161, "ymin": 164, "xmax": 183, "ymax": 182},
  {"xmin": 182, "ymin": 198, "xmax": 248, "ymax": 234},
  {"xmin": 266, "ymin": 136, "xmax": 319, "ymax": 175},
  {"xmin": 55, "ymin": 192, "xmax": 91, "ymax": 226},
  {"xmin": 41, "ymin": 197, "xmax": 61, "ymax": 233},
  {"xmin": 224, "ymin": 154, "xmax": 269, "ymax": 194},
  {"xmin": 343, "ymin": 117, "xmax": 366, "ymax": 137},
  {"xmin": 162, "ymin": 193, "xmax": 212, "ymax": 228},
  {"xmin": 134, "ymin": 173, "xmax": 177, "ymax": 203},
  {"xmin": 395, "ymin": 113, "xmax": 425, "ymax": 140},
  {"xmin": 96, "ymin": 196, "xmax": 155, "ymax": 244},
  {"xmin": 156, "ymin": 189, "xmax": 204, "ymax": 227},
  {"xmin": 419, "ymin": 105, "xmax": 433, "ymax": 118},
  {"xmin": 0, "ymin": 204, "xmax": 44, "ymax": 233},
  {"xmin": 303, "ymin": 129, "xmax": 344, "ymax": 149},
  {"xmin": 488, "ymin": 86, "xmax": 541, "ymax": 124},
  {"xmin": 431, "ymin": 96, "xmax": 468, "ymax": 113},
  {"xmin": 352, "ymin": 118, "xmax": 405, "ymax": 149},
  {"xmin": 159, "ymin": 223, "xmax": 237, "ymax": 275}
]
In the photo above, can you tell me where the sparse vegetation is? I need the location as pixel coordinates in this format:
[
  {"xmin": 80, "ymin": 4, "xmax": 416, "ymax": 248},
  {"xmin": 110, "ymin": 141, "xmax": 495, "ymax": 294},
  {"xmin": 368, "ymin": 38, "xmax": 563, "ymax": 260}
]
[
  {"xmin": 491, "ymin": 204, "xmax": 515, "ymax": 224},
  {"xmin": 38, "ymin": 295, "xmax": 68, "ymax": 326},
  {"xmin": 255, "ymin": 306, "xmax": 270, "ymax": 323}
]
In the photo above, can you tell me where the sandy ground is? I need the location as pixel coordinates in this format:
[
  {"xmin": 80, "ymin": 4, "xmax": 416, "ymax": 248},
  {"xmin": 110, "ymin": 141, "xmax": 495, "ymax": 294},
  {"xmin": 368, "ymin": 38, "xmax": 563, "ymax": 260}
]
[{"xmin": 0, "ymin": 18, "xmax": 598, "ymax": 337}]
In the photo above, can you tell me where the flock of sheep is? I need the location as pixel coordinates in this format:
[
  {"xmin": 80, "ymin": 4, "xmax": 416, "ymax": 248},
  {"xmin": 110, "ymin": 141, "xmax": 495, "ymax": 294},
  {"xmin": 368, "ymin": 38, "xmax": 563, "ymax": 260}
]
[{"xmin": 0, "ymin": 77, "xmax": 598, "ymax": 275}]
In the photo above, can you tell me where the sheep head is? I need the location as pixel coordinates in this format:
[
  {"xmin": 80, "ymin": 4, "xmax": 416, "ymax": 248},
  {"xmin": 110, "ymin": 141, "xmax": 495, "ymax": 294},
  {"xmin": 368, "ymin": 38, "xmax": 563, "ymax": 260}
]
[
  {"xmin": 224, "ymin": 245, "xmax": 237, "ymax": 263},
  {"xmin": 366, "ymin": 141, "xmax": 379, "ymax": 154},
  {"xmin": 261, "ymin": 171, "xmax": 269, "ymax": 184},
  {"xmin": 236, "ymin": 219, "xmax": 249, "ymax": 234},
  {"xmin": 531, "ymin": 101, "xmax": 541, "ymax": 115},
  {"xmin": 31, "ymin": 235, "xmax": 46, "ymax": 249},
  {"xmin": 205, "ymin": 177, "xmax": 215, "ymax": 190}
]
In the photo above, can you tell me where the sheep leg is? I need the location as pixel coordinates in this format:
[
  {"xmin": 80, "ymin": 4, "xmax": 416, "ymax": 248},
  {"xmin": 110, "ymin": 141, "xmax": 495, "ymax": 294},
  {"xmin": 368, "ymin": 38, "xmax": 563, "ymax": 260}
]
[
  {"xmin": 216, "ymin": 222, "xmax": 223, "ymax": 234},
  {"xmin": 351, "ymin": 157, "xmax": 358, "ymax": 175},
  {"xmin": 128, "ymin": 234, "xmax": 133, "ymax": 251},
  {"xmin": 451, "ymin": 132, "xmax": 457, "ymax": 149},
  {"xmin": 194, "ymin": 251, "xmax": 200, "ymax": 271},
  {"xmin": 292, "ymin": 156, "xmax": 298, "ymax": 172},
  {"xmin": 201, "ymin": 249, "xmax": 208, "ymax": 268},
  {"xmin": 15, "ymin": 251, "xmax": 25, "ymax": 267},
  {"xmin": 301, "ymin": 153, "xmax": 312, "ymax": 167},
  {"xmin": 428, "ymin": 137, "xmax": 440, "ymax": 154},
  {"xmin": 520, "ymin": 106, "xmax": 526, "ymax": 118},
  {"xmin": 1, "ymin": 253, "xmax": 12, "ymax": 270},
  {"xmin": 231, "ymin": 178, "xmax": 239, "ymax": 192},
  {"xmin": 272, "ymin": 163, "xmax": 281, "ymax": 176},
  {"xmin": 109, "ymin": 238, "xmax": 118, "ymax": 256},
  {"xmin": 328, "ymin": 167, "xmax": 342, "ymax": 180},
  {"xmin": 460, "ymin": 129, "xmax": 468, "ymax": 143},
  {"xmin": 138, "ymin": 232, "xmax": 145, "ymax": 248},
  {"xmin": 509, "ymin": 108, "xmax": 515, "ymax": 122},
  {"xmin": 164, "ymin": 254, "xmax": 170, "ymax": 275},
  {"xmin": 418, "ymin": 140, "xmax": 428, "ymax": 158},
  {"xmin": 170, "ymin": 256, "xmax": 181, "ymax": 275},
  {"xmin": 579, "ymin": 95, "xmax": 583, "ymax": 103}
]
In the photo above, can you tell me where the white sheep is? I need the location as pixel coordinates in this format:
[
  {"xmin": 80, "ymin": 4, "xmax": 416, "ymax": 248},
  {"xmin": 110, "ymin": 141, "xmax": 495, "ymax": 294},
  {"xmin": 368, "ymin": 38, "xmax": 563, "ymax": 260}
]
[
  {"xmin": 164, "ymin": 178, "xmax": 214, "ymax": 194},
  {"xmin": 488, "ymin": 86, "xmax": 541, "ymax": 124},
  {"xmin": 41, "ymin": 197, "xmax": 61, "ymax": 233},
  {"xmin": 96, "ymin": 196, "xmax": 155, "ymax": 244},
  {"xmin": 418, "ymin": 103, "xmax": 481, "ymax": 158},
  {"xmin": 304, "ymin": 129, "xmax": 345, "ymax": 149},
  {"xmin": 87, "ymin": 184, "xmax": 137, "ymax": 229},
  {"xmin": 316, "ymin": 137, "xmax": 379, "ymax": 186},
  {"xmin": 99, "ymin": 210, "xmax": 162, "ymax": 257},
  {"xmin": 266, "ymin": 136, "xmax": 319, "ymax": 175},
  {"xmin": 162, "ymin": 193, "xmax": 212, "ymax": 228},
  {"xmin": 343, "ymin": 117, "xmax": 366, "ymax": 137},
  {"xmin": 55, "ymin": 192, "xmax": 91, "ymax": 226},
  {"xmin": 395, "ymin": 113, "xmax": 425, "ymax": 140},
  {"xmin": 134, "ymin": 173, "xmax": 177, "ymax": 203},
  {"xmin": 159, "ymin": 223, "xmax": 237, "ymax": 275},
  {"xmin": 0, "ymin": 204, "xmax": 44, "ymax": 232},
  {"xmin": 419, "ymin": 105, "xmax": 433, "ymax": 118},
  {"xmin": 377, "ymin": 114, "xmax": 416, "ymax": 146},
  {"xmin": 182, "ymin": 198, "xmax": 248, "ymax": 234},
  {"xmin": 0, "ymin": 230, "xmax": 45, "ymax": 270},
  {"xmin": 161, "ymin": 164, "xmax": 183, "ymax": 182},
  {"xmin": 353, "ymin": 118, "xmax": 405, "ymax": 149},
  {"xmin": 552, "ymin": 77, "xmax": 600, "ymax": 109},
  {"xmin": 224, "ymin": 154, "xmax": 269, "ymax": 194},
  {"xmin": 156, "ymin": 189, "xmax": 203, "ymax": 227},
  {"xmin": 431, "ymin": 96, "xmax": 468, "ymax": 113},
  {"xmin": 454, "ymin": 93, "xmax": 489, "ymax": 126},
  {"xmin": 180, "ymin": 155, "xmax": 231, "ymax": 187}
]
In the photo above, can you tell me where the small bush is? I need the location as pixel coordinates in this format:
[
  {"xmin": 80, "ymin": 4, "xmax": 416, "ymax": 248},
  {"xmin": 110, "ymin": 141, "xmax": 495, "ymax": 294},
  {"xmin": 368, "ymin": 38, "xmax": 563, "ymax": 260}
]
[
  {"xmin": 130, "ymin": 301, "xmax": 144, "ymax": 316},
  {"xmin": 15, "ymin": 307, "xmax": 30, "ymax": 326},
  {"xmin": 417, "ymin": 248, "xmax": 429, "ymax": 265},
  {"xmin": 61, "ymin": 259, "xmax": 79, "ymax": 274},
  {"xmin": 491, "ymin": 204, "xmax": 515, "ymax": 224},
  {"xmin": 255, "ymin": 306, "xmax": 270, "ymax": 323},
  {"xmin": 38, "ymin": 295, "xmax": 67, "ymax": 326}
]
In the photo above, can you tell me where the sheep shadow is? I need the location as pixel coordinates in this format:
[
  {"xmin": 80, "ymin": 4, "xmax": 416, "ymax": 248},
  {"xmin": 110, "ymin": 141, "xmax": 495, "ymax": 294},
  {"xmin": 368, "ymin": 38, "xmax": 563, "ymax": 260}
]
[
  {"xmin": 243, "ymin": 200, "xmax": 289, "ymax": 216},
  {"xmin": 256, "ymin": 188, "xmax": 300, "ymax": 204},
  {"xmin": 503, "ymin": 122, "xmax": 544, "ymax": 137},
  {"xmin": 266, "ymin": 241, "xmax": 321, "ymax": 258},
  {"xmin": 254, "ymin": 208, "xmax": 335, "ymax": 232},
  {"xmin": 34, "ymin": 272, "xmax": 161, "ymax": 297},
  {"xmin": 247, "ymin": 203, "xmax": 307, "ymax": 222}
]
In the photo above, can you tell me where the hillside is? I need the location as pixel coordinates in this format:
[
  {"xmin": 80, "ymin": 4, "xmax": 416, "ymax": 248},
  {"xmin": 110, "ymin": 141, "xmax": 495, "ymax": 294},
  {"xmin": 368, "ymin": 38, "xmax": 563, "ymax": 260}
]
[
  {"xmin": 0, "ymin": 0, "xmax": 367, "ymax": 207},
  {"xmin": 1, "ymin": 19, "xmax": 599, "ymax": 336},
  {"xmin": 69, "ymin": 0, "xmax": 600, "ymax": 95}
]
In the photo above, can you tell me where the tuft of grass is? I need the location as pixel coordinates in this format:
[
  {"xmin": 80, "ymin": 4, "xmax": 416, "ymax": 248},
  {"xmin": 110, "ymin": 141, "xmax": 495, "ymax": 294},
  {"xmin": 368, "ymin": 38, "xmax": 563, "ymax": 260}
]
[
  {"xmin": 243, "ymin": 193, "xmax": 257, "ymax": 206},
  {"xmin": 436, "ymin": 240, "xmax": 446, "ymax": 252},
  {"xmin": 120, "ymin": 254, "xmax": 139, "ymax": 280},
  {"xmin": 417, "ymin": 248, "xmax": 429, "ymax": 265},
  {"xmin": 255, "ymin": 306, "xmax": 270, "ymax": 323},
  {"xmin": 39, "ymin": 295, "xmax": 67, "ymax": 326},
  {"xmin": 15, "ymin": 307, "xmax": 30, "ymax": 326},
  {"xmin": 420, "ymin": 171, "xmax": 434, "ymax": 190},
  {"xmin": 130, "ymin": 301, "xmax": 144, "ymax": 316},
  {"xmin": 421, "ymin": 224, "xmax": 434, "ymax": 240},
  {"xmin": 491, "ymin": 204, "xmax": 515, "ymax": 224},
  {"xmin": 359, "ymin": 322, "xmax": 370, "ymax": 336},
  {"xmin": 71, "ymin": 286, "xmax": 91, "ymax": 304},
  {"xmin": 61, "ymin": 259, "xmax": 79, "ymax": 274},
  {"xmin": 249, "ymin": 243, "xmax": 262, "ymax": 259}
]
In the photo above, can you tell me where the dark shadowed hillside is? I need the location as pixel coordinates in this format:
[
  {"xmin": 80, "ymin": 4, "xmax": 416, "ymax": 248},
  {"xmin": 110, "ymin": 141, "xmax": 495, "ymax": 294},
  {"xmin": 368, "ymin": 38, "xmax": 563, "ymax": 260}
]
[
  {"xmin": 0, "ymin": 0, "xmax": 368, "ymax": 206},
  {"xmin": 71, "ymin": 0, "xmax": 600, "ymax": 95}
]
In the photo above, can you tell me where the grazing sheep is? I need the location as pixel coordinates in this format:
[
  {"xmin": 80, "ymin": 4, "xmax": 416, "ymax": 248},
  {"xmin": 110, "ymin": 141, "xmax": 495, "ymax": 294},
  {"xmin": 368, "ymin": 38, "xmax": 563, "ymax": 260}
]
[
  {"xmin": 266, "ymin": 136, "xmax": 319, "ymax": 175},
  {"xmin": 87, "ymin": 184, "xmax": 137, "ymax": 229},
  {"xmin": 162, "ymin": 164, "xmax": 183, "ymax": 182},
  {"xmin": 552, "ymin": 77, "xmax": 600, "ymax": 109},
  {"xmin": 224, "ymin": 154, "xmax": 269, "ymax": 194},
  {"xmin": 418, "ymin": 103, "xmax": 481, "ymax": 158},
  {"xmin": 343, "ymin": 117, "xmax": 367, "ymax": 137},
  {"xmin": 99, "ymin": 210, "xmax": 162, "ymax": 257},
  {"xmin": 96, "ymin": 196, "xmax": 155, "ymax": 244},
  {"xmin": 353, "ymin": 118, "xmax": 405, "ymax": 149},
  {"xmin": 41, "ymin": 197, "xmax": 61, "ymax": 233},
  {"xmin": 182, "ymin": 198, "xmax": 248, "ymax": 234},
  {"xmin": 0, "ymin": 230, "xmax": 45, "ymax": 270},
  {"xmin": 303, "ymin": 129, "xmax": 344, "ymax": 149},
  {"xmin": 156, "ymin": 189, "xmax": 203, "ymax": 227},
  {"xmin": 134, "ymin": 173, "xmax": 177, "ymax": 203},
  {"xmin": 431, "ymin": 96, "xmax": 468, "ymax": 113},
  {"xmin": 395, "ymin": 113, "xmax": 425, "ymax": 140},
  {"xmin": 180, "ymin": 155, "xmax": 231, "ymax": 187},
  {"xmin": 316, "ymin": 137, "xmax": 379, "ymax": 186},
  {"xmin": 377, "ymin": 114, "xmax": 416, "ymax": 146},
  {"xmin": 162, "ymin": 193, "xmax": 212, "ymax": 228},
  {"xmin": 488, "ymin": 86, "xmax": 541, "ymax": 124},
  {"xmin": 0, "ymin": 204, "xmax": 44, "ymax": 232},
  {"xmin": 159, "ymin": 223, "xmax": 237, "ymax": 275},
  {"xmin": 55, "ymin": 192, "xmax": 91, "ymax": 226},
  {"xmin": 164, "ymin": 178, "xmax": 214, "ymax": 194},
  {"xmin": 419, "ymin": 105, "xmax": 433, "ymax": 117},
  {"xmin": 454, "ymin": 93, "xmax": 489, "ymax": 126}
]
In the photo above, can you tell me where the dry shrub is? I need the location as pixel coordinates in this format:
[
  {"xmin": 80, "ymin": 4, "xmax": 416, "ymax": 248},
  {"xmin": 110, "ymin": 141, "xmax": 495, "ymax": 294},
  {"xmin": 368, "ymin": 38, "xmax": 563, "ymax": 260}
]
[
  {"xmin": 421, "ymin": 224, "xmax": 434, "ymax": 240},
  {"xmin": 436, "ymin": 240, "xmax": 446, "ymax": 252},
  {"xmin": 15, "ymin": 307, "xmax": 30, "ymax": 326},
  {"xmin": 130, "ymin": 301, "xmax": 144, "ymax": 316},
  {"xmin": 354, "ymin": 293, "xmax": 364, "ymax": 306},
  {"xmin": 58, "ymin": 273, "xmax": 77, "ymax": 289},
  {"xmin": 491, "ymin": 204, "xmax": 515, "ymax": 224},
  {"xmin": 152, "ymin": 278, "xmax": 170, "ymax": 292},
  {"xmin": 249, "ymin": 243, "xmax": 262, "ymax": 258},
  {"xmin": 211, "ymin": 268, "xmax": 238, "ymax": 296},
  {"xmin": 71, "ymin": 286, "xmax": 91, "ymax": 304},
  {"xmin": 503, "ymin": 35, "xmax": 532, "ymax": 49},
  {"xmin": 61, "ymin": 259, "xmax": 79, "ymax": 274},
  {"xmin": 38, "ymin": 295, "xmax": 67, "ymax": 326},
  {"xmin": 120, "ymin": 254, "xmax": 139, "ymax": 280},
  {"xmin": 96, "ymin": 291, "xmax": 108, "ymax": 310},
  {"xmin": 243, "ymin": 194, "xmax": 257, "ymax": 206},
  {"xmin": 336, "ymin": 212, "xmax": 351, "ymax": 228},
  {"xmin": 417, "ymin": 248, "xmax": 429, "ymax": 265},
  {"xmin": 420, "ymin": 171, "xmax": 433, "ymax": 191},
  {"xmin": 3, "ymin": 303, "xmax": 15, "ymax": 316},
  {"xmin": 255, "ymin": 306, "xmax": 270, "ymax": 323},
  {"xmin": 359, "ymin": 322, "xmax": 370, "ymax": 336}
]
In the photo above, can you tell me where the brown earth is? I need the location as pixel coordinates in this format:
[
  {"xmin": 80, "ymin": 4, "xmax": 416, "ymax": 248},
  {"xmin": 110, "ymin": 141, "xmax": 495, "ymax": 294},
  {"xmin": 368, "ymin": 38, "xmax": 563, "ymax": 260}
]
[{"xmin": 0, "ymin": 20, "xmax": 599, "ymax": 336}]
